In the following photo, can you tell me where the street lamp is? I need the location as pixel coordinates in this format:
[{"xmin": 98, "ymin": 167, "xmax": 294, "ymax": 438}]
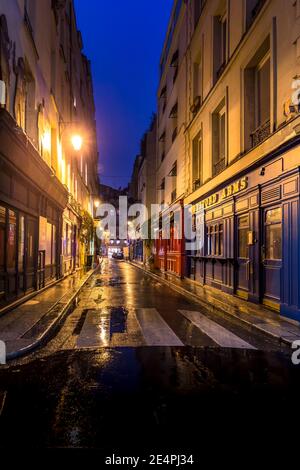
[{"xmin": 71, "ymin": 134, "xmax": 83, "ymax": 151}]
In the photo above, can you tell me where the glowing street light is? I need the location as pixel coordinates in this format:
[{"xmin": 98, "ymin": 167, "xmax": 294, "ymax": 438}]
[
  {"xmin": 71, "ymin": 134, "xmax": 83, "ymax": 151},
  {"xmin": 94, "ymin": 199, "xmax": 100, "ymax": 208}
]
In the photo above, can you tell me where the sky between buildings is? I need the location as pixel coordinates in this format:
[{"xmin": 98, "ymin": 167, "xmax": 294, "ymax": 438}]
[{"xmin": 74, "ymin": 0, "xmax": 174, "ymax": 189}]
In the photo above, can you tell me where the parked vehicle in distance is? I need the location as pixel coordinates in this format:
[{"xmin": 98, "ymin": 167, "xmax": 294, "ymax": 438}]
[{"xmin": 112, "ymin": 251, "xmax": 124, "ymax": 260}]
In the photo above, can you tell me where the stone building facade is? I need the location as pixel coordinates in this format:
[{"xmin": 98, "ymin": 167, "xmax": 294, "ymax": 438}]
[
  {"xmin": 0, "ymin": 0, "xmax": 99, "ymax": 310},
  {"xmin": 154, "ymin": 0, "xmax": 300, "ymax": 321}
]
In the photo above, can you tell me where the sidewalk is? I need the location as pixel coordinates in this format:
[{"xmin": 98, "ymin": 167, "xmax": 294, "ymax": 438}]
[
  {"xmin": 130, "ymin": 261, "xmax": 300, "ymax": 347},
  {"xmin": 0, "ymin": 268, "xmax": 97, "ymax": 360}
]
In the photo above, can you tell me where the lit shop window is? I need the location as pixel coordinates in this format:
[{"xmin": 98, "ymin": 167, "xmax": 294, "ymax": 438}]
[
  {"xmin": 265, "ymin": 208, "xmax": 282, "ymax": 260},
  {"xmin": 238, "ymin": 215, "xmax": 249, "ymax": 259},
  {"xmin": 206, "ymin": 223, "xmax": 223, "ymax": 256}
]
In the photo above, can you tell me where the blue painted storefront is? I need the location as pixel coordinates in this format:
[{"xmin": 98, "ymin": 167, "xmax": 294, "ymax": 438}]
[{"xmin": 187, "ymin": 142, "xmax": 300, "ymax": 322}]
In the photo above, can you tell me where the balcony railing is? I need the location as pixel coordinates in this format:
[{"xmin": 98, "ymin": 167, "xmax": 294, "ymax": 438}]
[
  {"xmin": 213, "ymin": 158, "xmax": 225, "ymax": 177},
  {"xmin": 251, "ymin": 120, "xmax": 270, "ymax": 148},
  {"xmin": 193, "ymin": 178, "xmax": 201, "ymax": 191}
]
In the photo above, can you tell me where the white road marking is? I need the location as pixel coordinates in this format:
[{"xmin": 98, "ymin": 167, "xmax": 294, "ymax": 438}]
[
  {"xmin": 178, "ymin": 310, "xmax": 256, "ymax": 349},
  {"xmin": 76, "ymin": 310, "xmax": 110, "ymax": 348},
  {"xmin": 135, "ymin": 308, "xmax": 183, "ymax": 346}
]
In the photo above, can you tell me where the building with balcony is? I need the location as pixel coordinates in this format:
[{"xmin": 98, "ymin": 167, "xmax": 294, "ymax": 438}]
[
  {"xmin": 155, "ymin": 0, "xmax": 300, "ymax": 321},
  {"xmin": 0, "ymin": 0, "xmax": 99, "ymax": 310}
]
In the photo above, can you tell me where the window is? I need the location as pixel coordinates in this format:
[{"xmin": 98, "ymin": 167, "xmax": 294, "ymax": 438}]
[
  {"xmin": 51, "ymin": 49, "xmax": 56, "ymax": 94},
  {"xmin": 18, "ymin": 215, "xmax": 25, "ymax": 271},
  {"xmin": 206, "ymin": 223, "xmax": 223, "ymax": 256},
  {"xmin": 212, "ymin": 100, "xmax": 226, "ymax": 176},
  {"xmin": 51, "ymin": 128, "xmax": 58, "ymax": 173},
  {"xmin": 0, "ymin": 206, "xmax": 5, "ymax": 271},
  {"xmin": 85, "ymin": 162, "xmax": 88, "ymax": 186},
  {"xmin": 213, "ymin": 12, "xmax": 227, "ymax": 82},
  {"xmin": 244, "ymin": 38, "xmax": 270, "ymax": 149},
  {"xmin": 238, "ymin": 216, "xmax": 249, "ymax": 259},
  {"xmin": 160, "ymin": 178, "xmax": 165, "ymax": 205},
  {"xmin": 170, "ymin": 49, "xmax": 179, "ymax": 83},
  {"xmin": 192, "ymin": 132, "xmax": 202, "ymax": 189},
  {"xmin": 0, "ymin": 15, "xmax": 11, "ymax": 111},
  {"xmin": 67, "ymin": 162, "xmax": 71, "ymax": 191},
  {"xmin": 194, "ymin": 0, "xmax": 205, "ymax": 28},
  {"xmin": 24, "ymin": 67, "xmax": 37, "ymax": 144},
  {"xmin": 159, "ymin": 131, "xmax": 166, "ymax": 162},
  {"xmin": 265, "ymin": 208, "xmax": 282, "ymax": 260},
  {"xmin": 169, "ymin": 162, "xmax": 177, "ymax": 203},
  {"xmin": 64, "ymin": 223, "xmax": 72, "ymax": 257},
  {"xmin": 45, "ymin": 222, "xmax": 52, "ymax": 266},
  {"xmin": 160, "ymin": 85, "xmax": 167, "ymax": 116},
  {"xmin": 7, "ymin": 210, "xmax": 16, "ymax": 269},
  {"xmin": 24, "ymin": 0, "xmax": 36, "ymax": 34},
  {"xmin": 256, "ymin": 55, "xmax": 270, "ymax": 129},
  {"xmin": 246, "ymin": 0, "xmax": 266, "ymax": 30},
  {"xmin": 169, "ymin": 102, "xmax": 178, "ymax": 143},
  {"xmin": 191, "ymin": 57, "xmax": 202, "ymax": 116}
]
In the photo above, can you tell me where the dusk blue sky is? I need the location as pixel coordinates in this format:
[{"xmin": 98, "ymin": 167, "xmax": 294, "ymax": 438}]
[{"xmin": 74, "ymin": 0, "xmax": 174, "ymax": 189}]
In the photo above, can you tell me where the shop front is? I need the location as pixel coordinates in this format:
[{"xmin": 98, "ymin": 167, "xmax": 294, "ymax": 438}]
[
  {"xmin": 154, "ymin": 202, "xmax": 185, "ymax": 278},
  {"xmin": 62, "ymin": 205, "xmax": 80, "ymax": 276},
  {"xmin": 0, "ymin": 108, "xmax": 68, "ymax": 310},
  {"xmin": 188, "ymin": 152, "xmax": 300, "ymax": 322}
]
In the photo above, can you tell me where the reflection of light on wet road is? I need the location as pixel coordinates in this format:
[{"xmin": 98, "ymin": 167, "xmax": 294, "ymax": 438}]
[{"xmin": 98, "ymin": 315, "xmax": 110, "ymax": 346}]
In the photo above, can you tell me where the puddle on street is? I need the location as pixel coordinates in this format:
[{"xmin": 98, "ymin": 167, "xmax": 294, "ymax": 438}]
[
  {"xmin": 75, "ymin": 307, "xmax": 128, "ymax": 340},
  {"xmin": 94, "ymin": 277, "xmax": 139, "ymax": 288}
]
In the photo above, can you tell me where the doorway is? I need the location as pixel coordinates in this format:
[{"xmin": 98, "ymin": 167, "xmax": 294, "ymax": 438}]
[
  {"xmin": 262, "ymin": 207, "xmax": 282, "ymax": 311},
  {"xmin": 236, "ymin": 214, "xmax": 250, "ymax": 299}
]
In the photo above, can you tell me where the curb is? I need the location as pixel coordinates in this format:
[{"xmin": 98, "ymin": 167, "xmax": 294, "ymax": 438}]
[
  {"xmin": 6, "ymin": 267, "xmax": 98, "ymax": 361},
  {"xmin": 129, "ymin": 261, "xmax": 294, "ymax": 347}
]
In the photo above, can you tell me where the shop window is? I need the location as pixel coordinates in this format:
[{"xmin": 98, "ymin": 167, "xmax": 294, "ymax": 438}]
[
  {"xmin": 27, "ymin": 218, "xmax": 36, "ymax": 269},
  {"xmin": 7, "ymin": 210, "xmax": 16, "ymax": 269},
  {"xmin": 0, "ymin": 206, "xmax": 5, "ymax": 270},
  {"xmin": 52, "ymin": 225, "xmax": 57, "ymax": 267},
  {"xmin": 206, "ymin": 223, "xmax": 223, "ymax": 256},
  {"xmin": 18, "ymin": 215, "xmax": 25, "ymax": 271},
  {"xmin": 265, "ymin": 208, "xmax": 282, "ymax": 260},
  {"xmin": 64, "ymin": 223, "xmax": 72, "ymax": 257},
  {"xmin": 238, "ymin": 215, "xmax": 249, "ymax": 259},
  {"xmin": 45, "ymin": 222, "xmax": 52, "ymax": 266},
  {"xmin": 219, "ymin": 224, "xmax": 224, "ymax": 255}
]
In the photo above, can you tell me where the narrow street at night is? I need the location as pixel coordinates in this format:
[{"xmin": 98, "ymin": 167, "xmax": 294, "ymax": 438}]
[
  {"xmin": 11, "ymin": 259, "xmax": 288, "ymax": 354},
  {"xmin": 1, "ymin": 0, "xmax": 300, "ymax": 462},
  {"xmin": 1, "ymin": 259, "xmax": 300, "ymax": 456}
]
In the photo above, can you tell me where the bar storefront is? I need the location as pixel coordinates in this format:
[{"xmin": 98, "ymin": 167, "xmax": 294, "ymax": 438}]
[{"xmin": 187, "ymin": 150, "xmax": 300, "ymax": 322}]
